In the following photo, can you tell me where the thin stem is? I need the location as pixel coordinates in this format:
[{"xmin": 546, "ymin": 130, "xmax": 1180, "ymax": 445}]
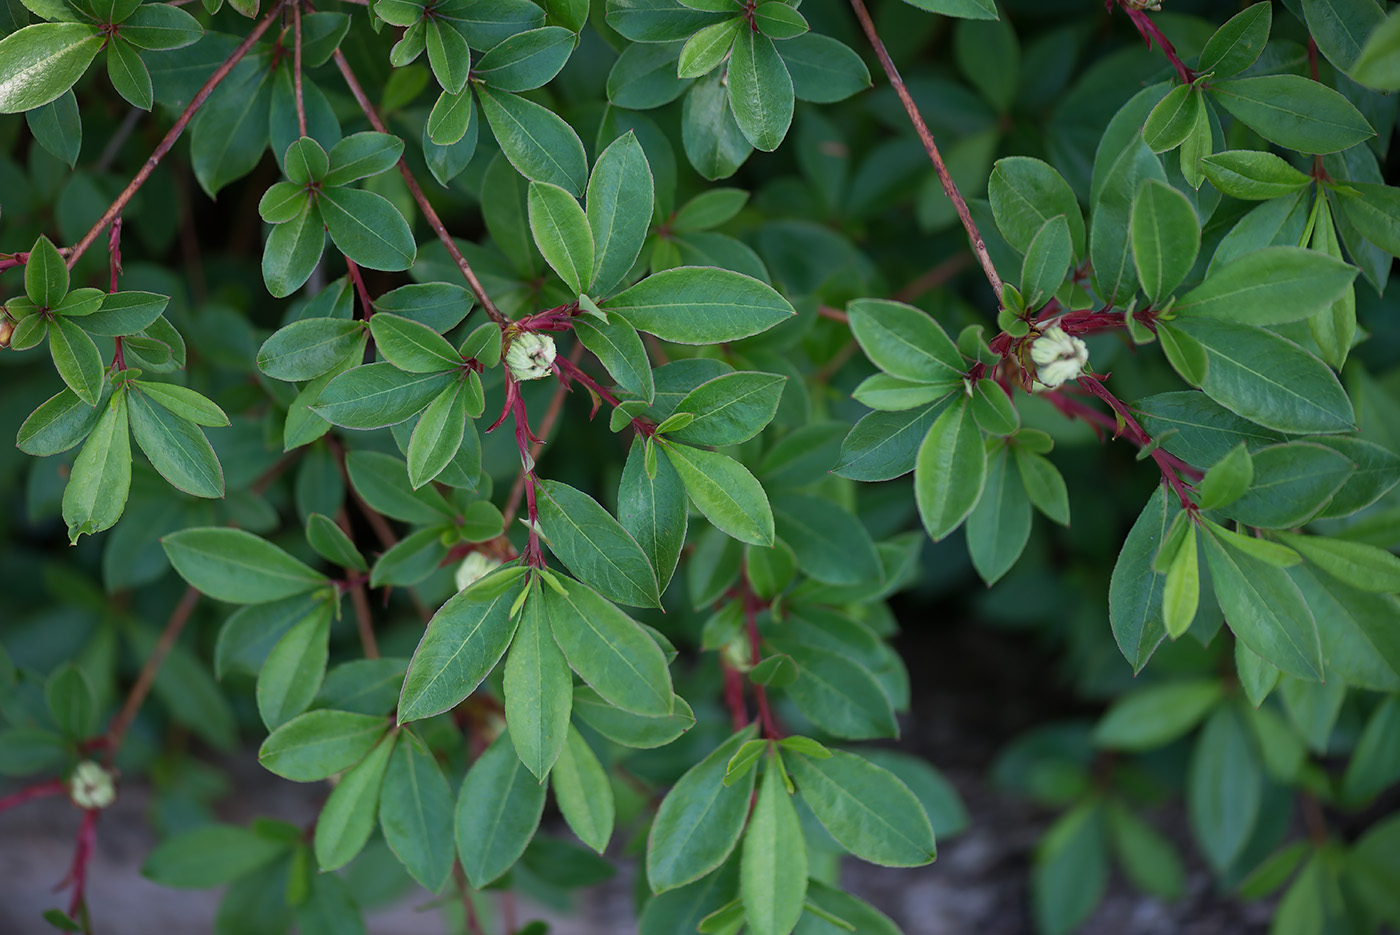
[
  {"xmin": 0, "ymin": 778, "xmax": 65, "ymax": 814},
  {"xmin": 337, "ymin": 509, "xmax": 380, "ymax": 659},
  {"xmin": 502, "ymin": 342, "xmax": 584, "ymax": 526},
  {"xmin": 742, "ymin": 585, "xmax": 781, "ymax": 740},
  {"xmin": 722, "ymin": 663, "xmax": 748, "ymax": 733},
  {"xmin": 104, "ymin": 586, "xmax": 201, "ymax": 763},
  {"xmin": 1077, "ymin": 374, "xmax": 1197, "ymax": 507},
  {"xmin": 330, "ymin": 49, "xmax": 509, "ymax": 328},
  {"xmin": 345, "ymin": 255, "xmax": 373, "ymax": 319},
  {"xmin": 454, "ymin": 863, "xmax": 489, "ymax": 935},
  {"xmin": 847, "ymin": 0, "xmax": 1004, "ymax": 306},
  {"xmin": 293, "ymin": 3, "xmax": 308, "ymax": 138},
  {"xmin": 1118, "ymin": 1, "xmax": 1193, "ymax": 86},
  {"xmin": 67, "ymin": 1, "xmax": 287, "ymax": 269}
]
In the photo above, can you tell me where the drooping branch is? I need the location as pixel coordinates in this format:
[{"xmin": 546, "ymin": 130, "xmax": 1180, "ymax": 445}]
[
  {"xmin": 846, "ymin": 0, "xmax": 1005, "ymax": 306},
  {"xmin": 104, "ymin": 586, "xmax": 201, "ymax": 763},
  {"xmin": 330, "ymin": 49, "xmax": 510, "ymax": 328},
  {"xmin": 66, "ymin": 0, "xmax": 289, "ymax": 269}
]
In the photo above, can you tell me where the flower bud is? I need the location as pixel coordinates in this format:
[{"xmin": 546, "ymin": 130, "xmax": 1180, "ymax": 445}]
[
  {"xmin": 505, "ymin": 332, "xmax": 556, "ymax": 382},
  {"xmin": 69, "ymin": 760, "xmax": 116, "ymax": 810},
  {"xmin": 0, "ymin": 317, "xmax": 13, "ymax": 349},
  {"xmin": 1124, "ymin": 0, "xmax": 1162, "ymax": 9},
  {"xmin": 455, "ymin": 552, "xmax": 503, "ymax": 591},
  {"xmin": 1029, "ymin": 325, "xmax": 1089, "ymax": 389}
]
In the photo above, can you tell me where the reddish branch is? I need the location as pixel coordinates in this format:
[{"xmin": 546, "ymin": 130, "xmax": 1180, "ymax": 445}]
[
  {"xmin": 1112, "ymin": 0, "xmax": 1194, "ymax": 86},
  {"xmin": 1077, "ymin": 373, "xmax": 1198, "ymax": 507},
  {"xmin": 846, "ymin": 0, "xmax": 1004, "ymax": 305},
  {"xmin": 330, "ymin": 49, "xmax": 510, "ymax": 328},
  {"xmin": 293, "ymin": 3, "xmax": 308, "ymax": 138},
  {"xmin": 502, "ymin": 342, "xmax": 585, "ymax": 526},
  {"xmin": 104, "ymin": 586, "xmax": 201, "ymax": 763},
  {"xmin": 65, "ymin": 1, "xmax": 288, "ymax": 269},
  {"xmin": 742, "ymin": 585, "xmax": 782, "ymax": 740}
]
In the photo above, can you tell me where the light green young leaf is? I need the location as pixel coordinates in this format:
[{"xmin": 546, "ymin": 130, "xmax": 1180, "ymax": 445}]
[
  {"xmin": 741, "ymin": 756, "xmax": 807, "ymax": 935},
  {"xmin": 315, "ymin": 731, "xmax": 395, "ymax": 871},
  {"xmin": 587, "ymin": 131, "xmax": 655, "ymax": 298},
  {"xmin": 551, "ymin": 726, "xmax": 615, "ymax": 853},
  {"xmin": 528, "ymin": 180, "xmax": 594, "ymax": 295}
]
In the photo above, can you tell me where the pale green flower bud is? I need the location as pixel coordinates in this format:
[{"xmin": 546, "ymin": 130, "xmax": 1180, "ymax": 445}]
[
  {"xmin": 1029, "ymin": 325, "xmax": 1089, "ymax": 389},
  {"xmin": 70, "ymin": 760, "xmax": 116, "ymax": 810},
  {"xmin": 505, "ymin": 332, "xmax": 557, "ymax": 381},
  {"xmin": 455, "ymin": 552, "xmax": 502, "ymax": 591}
]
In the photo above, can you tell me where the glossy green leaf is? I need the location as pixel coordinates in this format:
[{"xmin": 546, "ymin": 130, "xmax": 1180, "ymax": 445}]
[
  {"xmin": 314, "ymin": 364, "xmax": 454, "ymax": 429},
  {"xmin": 474, "ymin": 25, "xmax": 575, "ymax": 91},
  {"xmin": 258, "ymin": 709, "xmax": 389, "ymax": 781},
  {"xmin": 48, "ymin": 316, "xmax": 103, "ymax": 405},
  {"xmin": 478, "ymin": 85, "xmax": 588, "ymax": 196},
  {"xmin": 847, "ymin": 298, "xmax": 964, "ymax": 386},
  {"xmin": 769, "ymin": 639, "xmax": 897, "ymax": 740},
  {"xmin": 398, "ymin": 569, "xmax": 528, "ymax": 722},
  {"xmin": 1275, "ymin": 533, "xmax": 1400, "ymax": 593},
  {"xmin": 773, "ymin": 493, "xmax": 882, "ymax": 587},
  {"xmin": 504, "ymin": 586, "xmax": 572, "ymax": 779},
  {"xmin": 914, "ymin": 401, "xmax": 986, "ymax": 542},
  {"xmin": 370, "ymin": 313, "xmax": 461, "ymax": 373},
  {"xmin": 1021, "ymin": 214, "xmax": 1072, "ymax": 310},
  {"xmin": 741, "ymin": 758, "xmax": 807, "ymax": 935},
  {"xmin": 319, "ymin": 187, "xmax": 417, "ymax": 272},
  {"xmin": 455, "ymin": 730, "xmax": 546, "ymax": 887},
  {"xmin": 965, "ymin": 443, "xmax": 1031, "ymax": 586},
  {"xmin": 678, "ymin": 18, "xmax": 740, "ymax": 80},
  {"xmin": 0, "ymin": 23, "xmax": 103, "ymax": 114},
  {"xmin": 1221, "ymin": 442, "xmax": 1353, "ymax": 529},
  {"xmin": 661, "ymin": 441, "xmax": 774, "ymax": 547},
  {"xmin": 682, "ymin": 69, "xmax": 753, "ymax": 181},
  {"xmin": 128, "ymin": 389, "xmax": 224, "ymax": 498},
  {"xmin": 1198, "ymin": 2, "xmax": 1271, "ymax": 77},
  {"xmin": 258, "ymin": 318, "xmax": 366, "ymax": 381},
  {"xmin": 262, "ymin": 200, "xmax": 326, "ymax": 298},
  {"xmin": 1131, "ymin": 178, "xmax": 1199, "ymax": 303},
  {"xmin": 1199, "ymin": 150, "xmax": 1311, "ymax": 200},
  {"xmin": 1209, "ymin": 75, "xmax": 1374, "ymax": 154},
  {"xmin": 1175, "ymin": 246, "xmax": 1357, "ymax": 325},
  {"xmin": 255, "ymin": 606, "xmax": 331, "ymax": 729},
  {"xmin": 528, "ymin": 180, "xmax": 594, "ymax": 295},
  {"xmin": 604, "ymin": 265, "xmax": 794, "ymax": 344},
  {"xmin": 789, "ymin": 750, "xmax": 935, "ymax": 867},
  {"xmin": 587, "ymin": 131, "xmax": 655, "ymax": 297},
  {"xmin": 162, "ymin": 527, "xmax": 327, "ymax": 603},
  {"xmin": 618, "ymin": 436, "xmax": 687, "ymax": 590}
]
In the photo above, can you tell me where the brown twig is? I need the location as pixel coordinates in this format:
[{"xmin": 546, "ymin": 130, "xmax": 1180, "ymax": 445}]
[
  {"xmin": 293, "ymin": 3, "xmax": 308, "ymax": 138},
  {"xmin": 336, "ymin": 509, "xmax": 380, "ymax": 659},
  {"xmin": 104, "ymin": 586, "xmax": 201, "ymax": 763},
  {"xmin": 847, "ymin": 0, "xmax": 1004, "ymax": 306},
  {"xmin": 66, "ymin": 1, "xmax": 288, "ymax": 269},
  {"xmin": 330, "ymin": 50, "xmax": 510, "ymax": 328}
]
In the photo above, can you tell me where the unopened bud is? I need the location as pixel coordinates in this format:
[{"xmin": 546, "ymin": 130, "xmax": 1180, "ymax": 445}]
[
  {"xmin": 505, "ymin": 332, "xmax": 556, "ymax": 381},
  {"xmin": 1124, "ymin": 0, "xmax": 1161, "ymax": 9},
  {"xmin": 0, "ymin": 317, "xmax": 13, "ymax": 349},
  {"xmin": 455, "ymin": 552, "xmax": 502, "ymax": 591},
  {"xmin": 1029, "ymin": 325, "xmax": 1089, "ymax": 389},
  {"xmin": 69, "ymin": 761, "xmax": 116, "ymax": 810}
]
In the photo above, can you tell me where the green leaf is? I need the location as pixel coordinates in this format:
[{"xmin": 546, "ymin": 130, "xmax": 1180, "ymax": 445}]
[
  {"xmin": 576, "ymin": 316, "xmax": 654, "ymax": 403},
  {"xmin": 45, "ymin": 662, "xmax": 97, "ymax": 738},
  {"xmin": 142, "ymin": 825, "xmax": 286, "ymax": 888},
  {"xmin": 24, "ymin": 236, "xmax": 67, "ymax": 308},
  {"xmin": 48, "ymin": 316, "xmax": 103, "ymax": 406},
  {"xmin": 406, "ymin": 382, "xmax": 467, "ymax": 489},
  {"xmin": 323, "ymin": 131, "xmax": 403, "ymax": 187},
  {"xmin": 1199, "ymin": 150, "xmax": 1311, "ymax": 200},
  {"xmin": 682, "ymin": 69, "xmax": 753, "ymax": 180},
  {"xmin": 1209, "ymin": 75, "xmax": 1374, "ymax": 154},
  {"xmin": 777, "ymin": 33, "xmax": 870, "ymax": 104},
  {"xmin": 661, "ymin": 441, "xmax": 774, "ymax": 547},
  {"xmin": 988, "ymin": 156, "xmax": 1086, "ymax": 259},
  {"xmin": 753, "ymin": 1, "xmax": 805, "ymax": 39},
  {"xmin": 1109, "ymin": 804, "xmax": 1186, "ymax": 902},
  {"xmin": 315, "ymin": 731, "xmax": 394, "ymax": 870},
  {"xmin": 1091, "ymin": 138, "xmax": 1165, "ymax": 307},
  {"xmin": 542, "ymin": 574, "xmax": 672, "ymax": 716},
  {"xmin": 1031, "ymin": 803, "xmax": 1109, "ymax": 935},
  {"xmin": 0, "ymin": 727, "xmax": 66, "ymax": 776},
  {"xmin": 1188, "ymin": 705, "xmax": 1262, "ymax": 871},
  {"xmin": 474, "ymin": 25, "xmax": 575, "ymax": 91},
  {"xmin": 572, "ymin": 684, "xmax": 694, "ymax": 748},
  {"xmin": 1014, "ymin": 447, "xmax": 1069, "ymax": 525},
  {"xmin": 965, "ymin": 443, "xmax": 1031, "ymax": 586},
  {"xmin": 1172, "ymin": 317, "xmax": 1354, "ymax": 435},
  {"xmin": 189, "ymin": 59, "xmax": 272, "ymax": 197},
  {"xmin": 551, "ymin": 726, "xmax": 615, "ymax": 853},
  {"xmin": 528, "ymin": 180, "xmax": 594, "ymax": 295},
  {"xmin": 314, "ymin": 364, "xmax": 455, "ymax": 429},
  {"xmin": 305, "ymin": 513, "xmax": 366, "ymax": 571},
  {"xmin": 258, "ymin": 709, "xmax": 389, "ymax": 781},
  {"xmin": 129, "ymin": 389, "xmax": 224, "ymax": 498},
  {"xmin": 262, "ymin": 200, "xmax": 326, "ymax": 298},
  {"xmin": 536, "ymin": 480, "xmax": 660, "ymax": 607},
  {"xmin": 789, "ymin": 750, "xmax": 935, "ymax": 867},
  {"xmin": 346, "ymin": 450, "xmax": 455, "ymax": 523},
  {"xmin": 1021, "ymin": 214, "xmax": 1072, "ymax": 310},
  {"xmin": 281, "ymin": 137, "xmax": 329, "ymax": 186},
  {"xmin": 1342, "ymin": 696, "xmax": 1400, "ymax": 803},
  {"xmin": 678, "ymin": 18, "xmax": 739, "ymax": 79},
  {"xmin": 256, "ymin": 604, "xmax": 330, "ymax": 729},
  {"xmin": 1275, "ymin": 533, "xmax": 1400, "ymax": 593},
  {"xmin": 73, "ymin": 290, "xmax": 167, "ymax": 336},
  {"xmin": 25, "ymin": 89, "xmax": 79, "ymax": 167},
  {"xmin": 1197, "ymin": 442, "xmax": 1253, "ymax": 511},
  {"xmin": 1198, "ymin": 2, "xmax": 1271, "ymax": 77},
  {"xmin": 604, "ymin": 266, "xmax": 794, "ymax": 344},
  {"xmin": 1142, "ymin": 84, "xmax": 1202, "ymax": 154},
  {"xmin": 1335, "ymin": 182, "xmax": 1400, "ymax": 257},
  {"xmin": 1109, "ymin": 488, "xmax": 1177, "ymax": 673},
  {"xmin": 669, "ymin": 371, "xmax": 785, "ymax": 447},
  {"xmin": 1203, "ymin": 528, "xmax": 1323, "ymax": 681},
  {"xmin": 16, "ymin": 386, "xmax": 105, "ymax": 456},
  {"xmin": 398, "ymin": 568, "xmax": 528, "ymax": 722},
  {"xmin": 61, "ymin": 391, "xmax": 130, "ymax": 543},
  {"xmin": 427, "ymin": 87, "xmax": 474, "ymax": 146},
  {"xmin": 478, "ymin": 85, "xmax": 588, "ymax": 196},
  {"xmin": 1303, "ymin": 0, "xmax": 1385, "ymax": 73},
  {"xmin": 258, "ymin": 318, "xmax": 366, "ymax": 382},
  {"xmin": 369, "ymin": 313, "xmax": 461, "ymax": 373},
  {"xmin": 504, "ymin": 586, "xmax": 573, "ymax": 779},
  {"xmin": 741, "ymin": 757, "xmax": 807, "ymax": 935},
  {"xmin": 768, "ymin": 639, "xmax": 897, "ymax": 740},
  {"xmin": 648, "ymin": 725, "xmax": 759, "ymax": 892},
  {"xmin": 898, "ymin": 0, "xmax": 996, "ymax": 18},
  {"xmin": 608, "ymin": 39, "xmax": 693, "ymax": 106},
  {"xmin": 914, "ymin": 401, "xmax": 987, "ymax": 542},
  {"xmin": 726, "ymin": 29, "xmax": 792, "ymax": 152},
  {"xmin": 107, "ymin": 36, "xmax": 152, "ymax": 109},
  {"xmin": 0, "ymin": 23, "xmax": 103, "ymax": 114},
  {"xmin": 1131, "ymin": 178, "xmax": 1199, "ymax": 303},
  {"xmin": 1221, "ymin": 442, "xmax": 1354, "ymax": 529},
  {"xmin": 426, "ymin": 18, "xmax": 471, "ymax": 93},
  {"xmin": 319, "ymin": 187, "xmax": 417, "ymax": 272},
  {"xmin": 607, "ymin": 0, "xmax": 725, "ymax": 42},
  {"xmin": 587, "ymin": 131, "xmax": 655, "ymax": 297},
  {"xmin": 618, "ymin": 436, "xmax": 687, "ymax": 590},
  {"xmin": 1351, "ymin": 5, "xmax": 1400, "ymax": 90},
  {"xmin": 833, "ymin": 401, "xmax": 948, "ymax": 483},
  {"xmin": 455, "ymin": 730, "xmax": 546, "ymax": 887},
  {"xmin": 119, "ymin": 4, "xmax": 205, "ymax": 51},
  {"xmin": 163, "ymin": 527, "xmax": 327, "ymax": 603},
  {"xmin": 1175, "ymin": 246, "xmax": 1357, "ymax": 326},
  {"xmin": 1092, "ymin": 679, "xmax": 1223, "ymax": 751},
  {"xmin": 848, "ymin": 298, "xmax": 965, "ymax": 386},
  {"xmin": 379, "ymin": 732, "xmax": 456, "ymax": 892},
  {"xmin": 772, "ymin": 493, "xmax": 882, "ymax": 587}
]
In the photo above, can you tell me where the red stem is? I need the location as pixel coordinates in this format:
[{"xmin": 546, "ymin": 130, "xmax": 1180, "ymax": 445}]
[
  {"xmin": 1119, "ymin": 2, "xmax": 1194, "ymax": 85},
  {"xmin": 722, "ymin": 664, "xmax": 748, "ymax": 733},
  {"xmin": 742, "ymin": 585, "xmax": 782, "ymax": 740},
  {"xmin": 1077, "ymin": 374, "xmax": 1198, "ymax": 507},
  {"xmin": 0, "ymin": 778, "xmax": 65, "ymax": 814},
  {"xmin": 66, "ymin": 1, "xmax": 288, "ymax": 269}
]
